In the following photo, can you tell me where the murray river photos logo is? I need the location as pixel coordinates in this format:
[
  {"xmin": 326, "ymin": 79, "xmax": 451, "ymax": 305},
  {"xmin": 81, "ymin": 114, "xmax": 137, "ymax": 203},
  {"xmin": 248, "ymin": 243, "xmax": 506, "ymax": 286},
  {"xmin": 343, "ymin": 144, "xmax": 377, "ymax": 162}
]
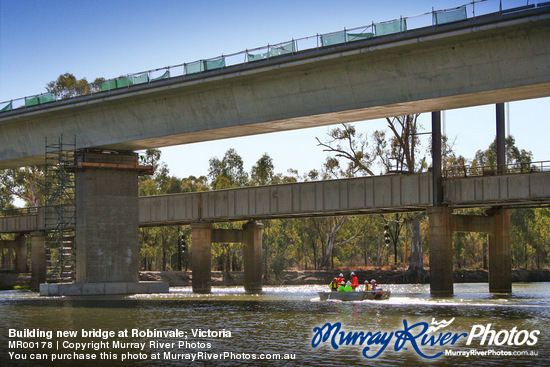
[{"xmin": 311, "ymin": 318, "xmax": 540, "ymax": 359}]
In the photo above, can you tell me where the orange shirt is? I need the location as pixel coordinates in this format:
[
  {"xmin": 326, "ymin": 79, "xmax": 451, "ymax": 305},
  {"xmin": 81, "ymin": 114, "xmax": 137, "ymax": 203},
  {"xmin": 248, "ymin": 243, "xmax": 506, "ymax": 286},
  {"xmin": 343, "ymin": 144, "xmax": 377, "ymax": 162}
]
[{"xmin": 351, "ymin": 275, "xmax": 359, "ymax": 288}]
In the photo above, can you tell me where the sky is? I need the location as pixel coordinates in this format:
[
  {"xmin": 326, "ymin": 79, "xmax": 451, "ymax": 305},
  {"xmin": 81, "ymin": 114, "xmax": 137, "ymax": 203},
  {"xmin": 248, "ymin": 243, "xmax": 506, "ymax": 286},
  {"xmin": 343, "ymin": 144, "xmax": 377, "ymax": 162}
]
[{"xmin": 0, "ymin": 0, "xmax": 548, "ymax": 179}]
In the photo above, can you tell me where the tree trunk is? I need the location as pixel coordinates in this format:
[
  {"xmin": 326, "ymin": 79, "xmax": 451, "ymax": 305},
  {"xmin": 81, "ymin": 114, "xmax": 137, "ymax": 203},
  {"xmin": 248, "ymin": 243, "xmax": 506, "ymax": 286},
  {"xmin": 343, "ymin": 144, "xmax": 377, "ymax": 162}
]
[
  {"xmin": 406, "ymin": 217, "xmax": 426, "ymax": 283},
  {"xmin": 320, "ymin": 234, "xmax": 336, "ymax": 269},
  {"xmin": 223, "ymin": 245, "xmax": 232, "ymax": 281}
]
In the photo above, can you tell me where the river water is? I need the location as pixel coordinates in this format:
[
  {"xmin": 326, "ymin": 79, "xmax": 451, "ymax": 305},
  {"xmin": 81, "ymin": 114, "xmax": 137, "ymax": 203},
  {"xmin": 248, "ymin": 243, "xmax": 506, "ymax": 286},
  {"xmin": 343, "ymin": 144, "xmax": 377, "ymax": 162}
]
[{"xmin": 0, "ymin": 283, "xmax": 548, "ymax": 366}]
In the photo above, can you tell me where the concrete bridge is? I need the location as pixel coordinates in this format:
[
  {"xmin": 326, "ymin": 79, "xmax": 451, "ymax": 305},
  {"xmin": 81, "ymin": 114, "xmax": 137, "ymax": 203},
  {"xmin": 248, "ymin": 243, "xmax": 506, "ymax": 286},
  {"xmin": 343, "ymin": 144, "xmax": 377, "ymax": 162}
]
[
  {"xmin": 2, "ymin": 170, "xmax": 549, "ymax": 293},
  {"xmin": 1, "ymin": 5, "xmax": 550, "ymax": 296},
  {"xmin": 1, "ymin": 7, "xmax": 549, "ymax": 169},
  {"xmin": 3, "ymin": 171, "xmax": 549, "ymax": 231}
]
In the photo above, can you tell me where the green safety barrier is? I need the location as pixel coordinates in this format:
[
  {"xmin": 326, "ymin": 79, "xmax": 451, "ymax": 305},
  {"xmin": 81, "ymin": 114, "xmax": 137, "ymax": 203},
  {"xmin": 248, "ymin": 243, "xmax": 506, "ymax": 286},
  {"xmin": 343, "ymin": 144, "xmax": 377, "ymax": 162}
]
[
  {"xmin": 0, "ymin": 102, "xmax": 12, "ymax": 112},
  {"xmin": 39, "ymin": 93, "xmax": 54, "ymax": 104},
  {"xmin": 100, "ymin": 76, "xmax": 142, "ymax": 91},
  {"xmin": 25, "ymin": 96, "xmax": 39, "ymax": 107},
  {"xmin": 131, "ymin": 73, "xmax": 149, "ymax": 85},
  {"xmin": 321, "ymin": 32, "xmax": 373, "ymax": 46},
  {"xmin": 247, "ymin": 51, "xmax": 270, "ymax": 62},
  {"xmin": 247, "ymin": 41, "xmax": 296, "ymax": 61},
  {"xmin": 151, "ymin": 70, "xmax": 170, "ymax": 81},
  {"xmin": 321, "ymin": 31, "xmax": 347, "ymax": 46},
  {"xmin": 116, "ymin": 77, "xmax": 132, "ymax": 88},
  {"xmin": 185, "ymin": 61, "xmax": 204, "ymax": 74},
  {"xmin": 374, "ymin": 19, "xmax": 407, "ymax": 36},
  {"xmin": 100, "ymin": 79, "xmax": 117, "ymax": 91},
  {"xmin": 434, "ymin": 6, "xmax": 467, "ymax": 25},
  {"xmin": 269, "ymin": 41, "xmax": 296, "ymax": 56},
  {"xmin": 185, "ymin": 57, "xmax": 225, "ymax": 74},
  {"xmin": 204, "ymin": 57, "xmax": 225, "ymax": 71},
  {"xmin": 348, "ymin": 32, "xmax": 374, "ymax": 41}
]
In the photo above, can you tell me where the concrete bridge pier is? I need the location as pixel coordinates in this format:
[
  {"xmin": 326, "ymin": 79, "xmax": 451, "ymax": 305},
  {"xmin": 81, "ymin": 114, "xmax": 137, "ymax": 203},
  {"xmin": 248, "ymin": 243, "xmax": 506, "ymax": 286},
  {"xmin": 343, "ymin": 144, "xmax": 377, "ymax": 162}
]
[
  {"xmin": 191, "ymin": 222, "xmax": 213, "ymax": 293},
  {"xmin": 14, "ymin": 234, "xmax": 27, "ymax": 273},
  {"xmin": 428, "ymin": 207, "xmax": 454, "ymax": 296},
  {"xmin": 488, "ymin": 208, "xmax": 512, "ymax": 293},
  {"xmin": 434, "ymin": 207, "xmax": 513, "ymax": 296},
  {"xmin": 243, "ymin": 221, "xmax": 264, "ymax": 293},
  {"xmin": 0, "ymin": 234, "xmax": 27, "ymax": 273},
  {"xmin": 40, "ymin": 149, "xmax": 168, "ymax": 296},
  {"xmin": 191, "ymin": 221, "xmax": 264, "ymax": 293}
]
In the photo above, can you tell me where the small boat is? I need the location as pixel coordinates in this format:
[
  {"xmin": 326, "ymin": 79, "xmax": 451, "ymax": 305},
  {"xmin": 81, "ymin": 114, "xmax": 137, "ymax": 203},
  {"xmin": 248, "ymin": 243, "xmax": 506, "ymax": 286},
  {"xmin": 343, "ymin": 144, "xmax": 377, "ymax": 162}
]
[{"xmin": 318, "ymin": 290, "xmax": 391, "ymax": 301}]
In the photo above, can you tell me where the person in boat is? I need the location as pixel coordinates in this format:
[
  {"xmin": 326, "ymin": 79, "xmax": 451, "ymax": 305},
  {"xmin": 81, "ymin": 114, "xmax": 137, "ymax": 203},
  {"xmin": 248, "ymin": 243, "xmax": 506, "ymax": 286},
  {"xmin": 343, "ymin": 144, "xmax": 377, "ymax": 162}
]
[
  {"xmin": 337, "ymin": 273, "xmax": 345, "ymax": 285},
  {"xmin": 364, "ymin": 280, "xmax": 371, "ymax": 291},
  {"xmin": 370, "ymin": 279, "xmax": 377, "ymax": 290},
  {"xmin": 344, "ymin": 281, "xmax": 353, "ymax": 292},
  {"xmin": 350, "ymin": 272, "xmax": 359, "ymax": 290},
  {"xmin": 337, "ymin": 281, "xmax": 346, "ymax": 292},
  {"xmin": 329, "ymin": 277, "xmax": 339, "ymax": 292}
]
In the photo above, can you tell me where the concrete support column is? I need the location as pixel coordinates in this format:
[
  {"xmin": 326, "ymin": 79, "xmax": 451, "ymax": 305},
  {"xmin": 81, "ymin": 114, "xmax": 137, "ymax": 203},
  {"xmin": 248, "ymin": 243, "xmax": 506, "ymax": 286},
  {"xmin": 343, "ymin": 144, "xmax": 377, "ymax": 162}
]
[
  {"xmin": 488, "ymin": 208, "xmax": 512, "ymax": 293},
  {"xmin": 30, "ymin": 232, "xmax": 46, "ymax": 290},
  {"xmin": 15, "ymin": 234, "xmax": 27, "ymax": 273},
  {"xmin": 428, "ymin": 207, "xmax": 454, "ymax": 296},
  {"xmin": 40, "ymin": 150, "xmax": 168, "ymax": 296},
  {"xmin": 191, "ymin": 222, "xmax": 212, "ymax": 293},
  {"xmin": 75, "ymin": 151, "xmax": 140, "ymax": 283},
  {"xmin": 243, "ymin": 221, "xmax": 263, "ymax": 293}
]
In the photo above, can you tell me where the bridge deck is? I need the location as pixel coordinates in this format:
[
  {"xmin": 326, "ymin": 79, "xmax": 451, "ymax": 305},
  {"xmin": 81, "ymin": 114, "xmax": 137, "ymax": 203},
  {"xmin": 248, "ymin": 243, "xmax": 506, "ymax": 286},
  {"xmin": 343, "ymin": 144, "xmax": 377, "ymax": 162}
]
[
  {"xmin": 2, "ymin": 172, "xmax": 549, "ymax": 233},
  {"xmin": 1, "ymin": 8, "xmax": 550, "ymax": 168}
]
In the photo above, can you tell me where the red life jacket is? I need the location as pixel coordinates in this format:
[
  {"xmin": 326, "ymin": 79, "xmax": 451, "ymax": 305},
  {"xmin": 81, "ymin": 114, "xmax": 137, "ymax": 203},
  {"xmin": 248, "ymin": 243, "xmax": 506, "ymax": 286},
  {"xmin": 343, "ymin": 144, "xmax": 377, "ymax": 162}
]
[{"xmin": 351, "ymin": 275, "xmax": 359, "ymax": 288}]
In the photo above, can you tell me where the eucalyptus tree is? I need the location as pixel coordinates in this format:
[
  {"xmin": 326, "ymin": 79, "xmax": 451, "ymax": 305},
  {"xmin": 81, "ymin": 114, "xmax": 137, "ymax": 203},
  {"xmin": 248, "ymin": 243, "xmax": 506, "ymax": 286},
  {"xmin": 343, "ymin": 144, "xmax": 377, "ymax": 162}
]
[
  {"xmin": 317, "ymin": 117, "xmax": 430, "ymax": 278},
  {"xmin": 46, "ymin": 72, "xmax": 105, "ymax": 99},
  {"xmin": 208, "ymin": 148, "xmax": 248, "ymax": 189},
  {"xmin": 0, "ymin": 166, "xmax": 44, "ymax": 207}
]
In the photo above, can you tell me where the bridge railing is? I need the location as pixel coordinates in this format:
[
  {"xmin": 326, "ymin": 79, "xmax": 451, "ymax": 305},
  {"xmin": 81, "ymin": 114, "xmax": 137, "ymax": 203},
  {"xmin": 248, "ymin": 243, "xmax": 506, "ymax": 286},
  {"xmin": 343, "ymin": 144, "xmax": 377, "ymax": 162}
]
[
  {"xmin": 0, "ymin": 207, "xmax": 38, "ymax": 218},
  {"xmin": 443, "ymin": 160, "xmax": 550, "ymax": 178},
  {"xmin": 1, "ymin": 0, "xmax": 547, "ymax": 114}
]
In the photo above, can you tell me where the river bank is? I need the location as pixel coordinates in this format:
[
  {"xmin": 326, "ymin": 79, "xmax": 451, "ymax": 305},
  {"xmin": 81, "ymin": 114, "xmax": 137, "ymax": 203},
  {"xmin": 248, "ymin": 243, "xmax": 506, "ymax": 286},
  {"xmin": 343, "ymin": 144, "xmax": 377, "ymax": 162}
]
[
  {"xmin": 2, "ymin": 269, "xmax": 548, "ymax": 289},
  {"xmin": 139, "ymin": 268, "xmax": 550, "ymax": 286}
]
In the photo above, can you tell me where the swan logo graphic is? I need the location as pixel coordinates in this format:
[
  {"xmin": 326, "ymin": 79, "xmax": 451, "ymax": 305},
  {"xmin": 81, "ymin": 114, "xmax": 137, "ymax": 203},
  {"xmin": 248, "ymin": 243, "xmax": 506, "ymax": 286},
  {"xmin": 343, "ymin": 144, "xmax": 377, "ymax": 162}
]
[{"xmin": 427, "ymin": 318, "xmax": 455, "ymax": 333}]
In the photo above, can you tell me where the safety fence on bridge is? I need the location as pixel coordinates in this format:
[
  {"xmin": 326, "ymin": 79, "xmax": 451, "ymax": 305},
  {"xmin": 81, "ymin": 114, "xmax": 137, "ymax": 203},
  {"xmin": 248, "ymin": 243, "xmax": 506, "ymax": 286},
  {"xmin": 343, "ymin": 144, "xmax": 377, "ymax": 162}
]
[
  {"xmin": 1, "ymin": 0, "xmax": 548, "ymax": 114},
  {"xmin": 0, "ymin": 207, "xmax": 38, "ymax": 218},
  {"xmin": 443, "ymin": 160, "xmax": 550, "ymax": 178}
]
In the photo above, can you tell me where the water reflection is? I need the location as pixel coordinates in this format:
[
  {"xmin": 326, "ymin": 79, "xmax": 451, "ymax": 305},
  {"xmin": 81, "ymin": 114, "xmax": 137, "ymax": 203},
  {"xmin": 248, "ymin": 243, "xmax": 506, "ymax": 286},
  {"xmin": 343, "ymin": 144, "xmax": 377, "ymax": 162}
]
[{"xmin": 0, "ymin": 283, "xmax": 548, "ymax": 366}]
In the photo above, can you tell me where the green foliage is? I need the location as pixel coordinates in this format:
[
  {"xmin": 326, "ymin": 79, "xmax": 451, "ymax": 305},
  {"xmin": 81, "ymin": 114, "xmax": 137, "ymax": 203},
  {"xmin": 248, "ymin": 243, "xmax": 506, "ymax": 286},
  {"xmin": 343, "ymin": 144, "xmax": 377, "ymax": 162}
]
[
  {"xmin": 0, "ymin": 166, "xmax": 44, "ymax": 207},
  {"xmin": 45, "ymin": 73, "xmax": 105, "ymax": 99},
  {"xmin": 209, "ymin": 149, "xmax": 249, "ymax": 189},
  {"xmin": 251, "ymin": 153, "xmax": 275, "ymax": 186},
  {"xmin": 473, "ymin": 136, "xmax": 532, "ymax": 168}
]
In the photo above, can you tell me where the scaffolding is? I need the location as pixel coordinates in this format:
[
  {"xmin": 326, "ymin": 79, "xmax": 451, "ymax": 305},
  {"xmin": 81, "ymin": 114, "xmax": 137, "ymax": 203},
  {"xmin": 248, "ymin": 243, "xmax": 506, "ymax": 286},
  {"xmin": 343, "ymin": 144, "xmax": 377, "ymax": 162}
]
[{"xmin": 44, "ymin": 135, "xmax": 76, "ymax": 283}]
